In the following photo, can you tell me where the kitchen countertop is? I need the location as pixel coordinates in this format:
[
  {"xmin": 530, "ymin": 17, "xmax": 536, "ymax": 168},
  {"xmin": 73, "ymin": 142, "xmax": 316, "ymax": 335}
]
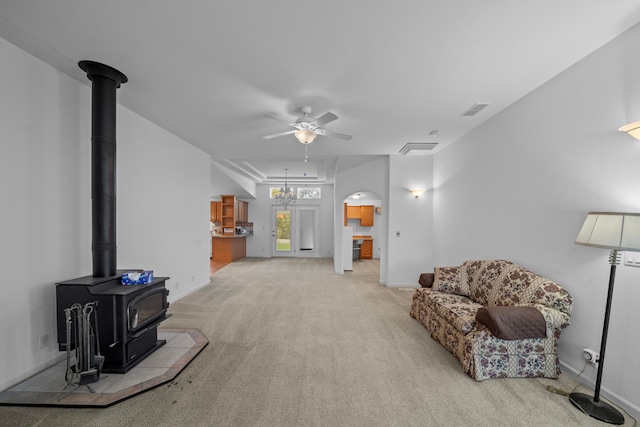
[
  {"xmin": 212, "ymin": 234, "xmax": 247, "ymax": 239},
  {"xmin": 353, "ymin": 235, "xmax": 373, "ymax": 240}
]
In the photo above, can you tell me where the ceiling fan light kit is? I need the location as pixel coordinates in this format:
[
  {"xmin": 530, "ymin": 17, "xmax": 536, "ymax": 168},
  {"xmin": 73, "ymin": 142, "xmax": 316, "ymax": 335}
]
[
  {"xmin": 263, "ymin": 106, "xmax": 352, "ymax": 144},
  {"xmin": 295, "ymin": 129, "xmax": 317, "ymax": 144}
]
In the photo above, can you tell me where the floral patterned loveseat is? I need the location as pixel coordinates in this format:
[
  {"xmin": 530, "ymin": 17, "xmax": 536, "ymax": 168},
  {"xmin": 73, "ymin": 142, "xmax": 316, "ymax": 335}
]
[{"xmin": 409, "ymin": 260, "xmax": 572, "ymax": 381}]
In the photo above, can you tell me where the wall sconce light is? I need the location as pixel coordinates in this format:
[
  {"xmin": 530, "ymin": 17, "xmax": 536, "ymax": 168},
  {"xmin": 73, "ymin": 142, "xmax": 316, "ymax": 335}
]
[
  {"xmin": 618, "ymin": 121, "xmax": 640, "ymax": 140},
  {"xmin": 410, "ymin": 189, "xmax": 426, "ymax": 198}
]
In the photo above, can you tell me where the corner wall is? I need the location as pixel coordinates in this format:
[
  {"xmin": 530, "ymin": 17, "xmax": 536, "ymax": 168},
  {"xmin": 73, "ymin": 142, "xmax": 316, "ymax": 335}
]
[
  {"xmin": 0, "ymin": 36, "xmax": 211, "ymax": 391},
  {"xmin": 433, "ymin": 22, "xmax": 640, "ymax": 418},
  {"xmin": 386, "ymin": 155, "xmax": 434, "ymax": 286}
]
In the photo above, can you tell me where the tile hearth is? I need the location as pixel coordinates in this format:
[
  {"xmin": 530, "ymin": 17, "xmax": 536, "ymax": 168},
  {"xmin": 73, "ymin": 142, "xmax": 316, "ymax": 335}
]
[{"xmin": 0, "ymin": 328, "xmax": 207, "ymax": 407}]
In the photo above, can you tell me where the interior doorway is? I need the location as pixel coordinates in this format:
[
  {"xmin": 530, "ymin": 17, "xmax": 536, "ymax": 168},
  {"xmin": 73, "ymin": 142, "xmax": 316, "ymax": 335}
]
[{"xmin": 343, "ymin": 191, "xmax": 382, "ymax": 276}]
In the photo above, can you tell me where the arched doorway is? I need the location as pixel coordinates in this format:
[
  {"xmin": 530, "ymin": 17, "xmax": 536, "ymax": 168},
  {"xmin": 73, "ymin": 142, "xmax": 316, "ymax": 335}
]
[{"xmin": 343, "ymin": 191, "xmax": 382, "ymax": 276}]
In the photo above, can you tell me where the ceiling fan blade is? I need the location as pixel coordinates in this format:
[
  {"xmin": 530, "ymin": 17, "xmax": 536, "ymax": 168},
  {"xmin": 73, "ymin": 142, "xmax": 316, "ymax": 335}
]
[
  {"xmin": 266, "ymin": 113, "xmax": 295, "ymax": 127},
  {"xmin": 311, "ymin": 112, "xmax": 338, "ymax": 126},
  {"xmin": 316, "ymin": 129, "xmax": 353, "ymax": 141},
  {"xmin": 263, "ymin": 130, "xmax": 296, "ymax": 140}
]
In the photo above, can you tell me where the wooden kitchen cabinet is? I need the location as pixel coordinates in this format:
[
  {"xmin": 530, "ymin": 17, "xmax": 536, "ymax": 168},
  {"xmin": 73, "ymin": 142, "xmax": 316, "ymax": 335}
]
[
  {"xmin": 212, "ymin": 236, "xmax": 246, "ymax": 262},
  {"xmin": 236, "ymin": 200, "xmax": 249, "ymax": 223},
  {"xmin": 210, "ymin": 201, "xmax": 222, "ymax": 222},
  {"xmin": 359, "ymin": 205, "xmax": 374, "ymax": 226},
  {"xmin": 345, "ymin": 204, "xmax": 375, "ymax": 226},
  {"xmin": 220, "ymin": 195, "xmax": 236, "ymax": 235},
  {"xmin": 346, "ymin": 205, "xmax": 361, "ymax": 219},
  {"xmin": 360, "ymin": 239, "xmax": 373, "ymax": 259}
]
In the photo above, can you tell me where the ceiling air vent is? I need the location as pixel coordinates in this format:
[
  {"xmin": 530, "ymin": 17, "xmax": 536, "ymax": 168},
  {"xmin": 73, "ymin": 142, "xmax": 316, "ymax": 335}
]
[
  {"xmin": 460, "ymin": 103, "xmax": 490, "ymax": 117},
  {"xmin": 399, "ymin": 143, "xmax": 438, "ymax": 155}
]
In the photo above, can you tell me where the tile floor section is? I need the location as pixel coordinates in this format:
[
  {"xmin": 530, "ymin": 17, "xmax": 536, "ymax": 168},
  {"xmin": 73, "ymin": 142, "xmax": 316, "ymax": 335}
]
[{"xmin": 0, "ymin": 328, "xmax": 207, "ymax": 407}]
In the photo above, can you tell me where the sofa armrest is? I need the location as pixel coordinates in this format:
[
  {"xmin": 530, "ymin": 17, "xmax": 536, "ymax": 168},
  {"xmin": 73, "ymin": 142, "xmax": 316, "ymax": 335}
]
[
  {"xmin": 475, "ymin": 306, "xmax": 547, "ymax": 340},
  {"xmin": 533, "ymin": 304, "xmax": 571, "ymax": 331},
  {"xmin": 419, "ymin": 273, "xmax": 434, "ymax": 288}
]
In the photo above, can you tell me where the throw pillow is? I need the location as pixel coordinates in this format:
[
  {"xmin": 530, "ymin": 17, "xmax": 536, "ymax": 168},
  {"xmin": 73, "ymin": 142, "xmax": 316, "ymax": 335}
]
[
  {"xmin": 432, "ymin": 266, "xmax": 470, "ymax": 296},
  {"xmin": 419, "ymin": 273, "xmax": 434, "ymax": 288}
]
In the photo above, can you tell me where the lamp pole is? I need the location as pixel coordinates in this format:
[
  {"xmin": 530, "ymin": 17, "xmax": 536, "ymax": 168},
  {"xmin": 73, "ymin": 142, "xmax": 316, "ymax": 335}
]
[
  {"xmin": 593, "ymin": 256, "xmax": 617, "ymax": 402},
  {"xmin": 569, "ymin": 249, "xmax": 624, "ymax": 424}
]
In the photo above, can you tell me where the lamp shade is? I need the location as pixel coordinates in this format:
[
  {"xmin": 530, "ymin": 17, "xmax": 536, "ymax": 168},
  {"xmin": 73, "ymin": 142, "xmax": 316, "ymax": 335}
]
[
  {"xmin": 618, "ymin": 121, "xmax": 640, "ymax": 140},
  {"xmin": 575, "ymin": 212, "xmax": 640, "ymax": 251}
]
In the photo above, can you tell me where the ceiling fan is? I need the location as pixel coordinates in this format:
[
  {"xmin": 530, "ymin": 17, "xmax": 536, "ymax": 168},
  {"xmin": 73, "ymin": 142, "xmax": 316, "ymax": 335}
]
[{"xmin": 263, "ymin": 106, "xmax": 353, "ymax": 144}]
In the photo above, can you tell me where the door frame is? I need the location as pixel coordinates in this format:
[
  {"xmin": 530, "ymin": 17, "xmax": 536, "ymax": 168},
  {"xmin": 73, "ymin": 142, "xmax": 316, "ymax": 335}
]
[
  {"xmin": 270, "ymin": 205, "xmax": 320, "ymax": 258},
  {"xmin": 272, "ymin": 205, "xmax": 294, "ymax": 257}
]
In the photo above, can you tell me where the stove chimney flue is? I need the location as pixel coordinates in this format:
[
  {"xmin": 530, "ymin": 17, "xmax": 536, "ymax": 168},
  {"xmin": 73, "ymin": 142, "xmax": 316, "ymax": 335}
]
[{"xmin": 79, "ymin": 61, "xmax": 128, "ymax": 278}]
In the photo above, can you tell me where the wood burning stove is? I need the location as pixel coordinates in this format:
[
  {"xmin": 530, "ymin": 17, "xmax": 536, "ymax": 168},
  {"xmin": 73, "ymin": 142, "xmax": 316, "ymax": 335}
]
[
  {"xmin": 55, "ymin": 61, "xmax": 170, "ymax": 375},
  {"xmin": 56, "ymin": 273, "xmax": 170, "ymax": 373}
]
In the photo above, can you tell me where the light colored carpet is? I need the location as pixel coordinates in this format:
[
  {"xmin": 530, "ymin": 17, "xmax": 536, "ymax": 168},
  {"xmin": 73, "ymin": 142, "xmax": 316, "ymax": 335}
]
[{"xmin": 0, "ymin": 258, "xmax": 632, "ymax": 426}]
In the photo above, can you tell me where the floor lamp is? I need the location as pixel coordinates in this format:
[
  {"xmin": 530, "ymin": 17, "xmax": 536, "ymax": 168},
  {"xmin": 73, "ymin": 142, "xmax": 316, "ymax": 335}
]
[{"xmin": 572, "ymin": 212, "xmax": 640, "ymax": 425}]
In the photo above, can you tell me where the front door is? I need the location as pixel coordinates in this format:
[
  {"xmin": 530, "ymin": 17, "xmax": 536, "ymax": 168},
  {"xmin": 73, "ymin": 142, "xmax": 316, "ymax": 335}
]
[{"xmin": 272, "ymin": 206, "xmax": 294, "ymax": 257}]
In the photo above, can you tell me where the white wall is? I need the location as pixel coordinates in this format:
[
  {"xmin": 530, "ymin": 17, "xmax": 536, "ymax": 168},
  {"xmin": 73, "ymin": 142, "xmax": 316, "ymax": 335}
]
[
  {"xmin": 387, "ymin": 155, "xmax": 434, "ymax": 286},
  {"xmin": 0, "ymin": 37, "xmax": 211, "ymax": 391},
  {"xmin": 117, "ymin": 106, "xmax": 211, "ymax": 299},
  {"xmin": 433, "ymin": 22, "xmax": 640, "ymax": 418},
  {"xmin": 0, "ymin": 37, "xmax": 91, "ymax": 390},
  {"xmin": 334, "ymin": 155, "xmax": 434, "ymax": 286}
]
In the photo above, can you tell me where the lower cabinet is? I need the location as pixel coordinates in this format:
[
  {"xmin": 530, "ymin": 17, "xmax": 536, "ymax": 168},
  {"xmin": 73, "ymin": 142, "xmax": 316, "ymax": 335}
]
[
  {"xmin": 360, "ymin": 240, "xmax": 373, "ymax": 259},
  {"xmin": 212, "ymin": 236, "xmax": 246, "ymax": 262}
]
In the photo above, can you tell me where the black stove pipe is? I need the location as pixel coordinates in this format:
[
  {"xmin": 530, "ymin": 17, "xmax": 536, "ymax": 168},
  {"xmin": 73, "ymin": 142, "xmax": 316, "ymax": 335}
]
[{"xmin": 78, "ymin": 61, "xmax": 128, "ymax": 278}]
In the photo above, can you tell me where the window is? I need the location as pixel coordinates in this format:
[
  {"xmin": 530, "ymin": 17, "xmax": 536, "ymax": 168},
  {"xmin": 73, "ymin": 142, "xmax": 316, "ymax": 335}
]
[
  {"xmin": 297, "ymin": 187, "xmax": 321, "ymax": 199},
  {"xmin": 270, "ymin": 187, "xmax": 321, "ymax": 200},
  {"xmin": 270, "ymin": 187, "xmax": 295, "ymax": 198},
  {"xmin": 270, "ymin": 187, "xmax": 283, "ymax": 198}
]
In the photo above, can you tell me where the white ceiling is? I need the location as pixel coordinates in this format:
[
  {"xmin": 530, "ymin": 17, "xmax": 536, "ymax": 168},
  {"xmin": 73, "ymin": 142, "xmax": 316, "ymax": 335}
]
[{"xmin": 2, "ymin": 1, "xmax": 640, "ymax": 193}]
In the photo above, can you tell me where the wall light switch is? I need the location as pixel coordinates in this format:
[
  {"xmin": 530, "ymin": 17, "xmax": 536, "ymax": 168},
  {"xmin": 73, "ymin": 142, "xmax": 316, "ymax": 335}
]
[{"xmin": 624, "ymin": 252, "xmax": 640, "ymax": 267}]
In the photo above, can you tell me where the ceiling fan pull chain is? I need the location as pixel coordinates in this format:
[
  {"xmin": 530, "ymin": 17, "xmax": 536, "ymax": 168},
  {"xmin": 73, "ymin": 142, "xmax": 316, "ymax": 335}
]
[{"xmin": 304, "ymin": 144, "xmax": 308, "ymax": 162}]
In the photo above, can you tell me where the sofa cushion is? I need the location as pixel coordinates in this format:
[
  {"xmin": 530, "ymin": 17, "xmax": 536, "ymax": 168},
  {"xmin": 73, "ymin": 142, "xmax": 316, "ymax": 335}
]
[
  {"xmin": 491, "ymin": 266, "xmax": 545, "ymax": 306},
  {"xmin": 466, "ymin": 260, "xmax": 510, "ymax": 305},
  {"xmin": 475, "ymin": 306, "xmax": 546, "ymax": 340},
  {"xmin": 432, "ymin": 266, "xmax": 470, "ymax": 296},
  {"xmin": 429, "ymin": 293, "xmax": 483, "ymax": 335}
]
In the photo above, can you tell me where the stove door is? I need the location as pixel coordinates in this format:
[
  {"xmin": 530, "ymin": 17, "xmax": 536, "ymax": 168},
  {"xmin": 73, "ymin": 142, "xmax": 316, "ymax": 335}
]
[{"xmin": 127, "ymin": 286, "xmax": 168, "ymax": 333}]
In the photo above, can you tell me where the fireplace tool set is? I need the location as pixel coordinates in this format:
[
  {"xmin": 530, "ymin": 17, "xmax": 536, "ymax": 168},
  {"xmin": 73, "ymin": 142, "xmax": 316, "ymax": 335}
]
[{"xmin": 62, "ymin": 302, "xmax": 104, "ymax": 393}]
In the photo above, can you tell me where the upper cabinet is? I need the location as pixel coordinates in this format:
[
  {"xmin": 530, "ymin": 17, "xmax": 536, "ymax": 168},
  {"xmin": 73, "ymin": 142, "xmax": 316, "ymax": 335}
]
[
  {"xmin": 210, "ymin": 201, "xmax": 222, "ymax": 223},
  {"xmin": 346, "ymin": 205, "xmax": 361, "ymax": 219},
  {"xmin": 344, "ymin": 204, "xmax": 375, "ymax": 227},
  {"xmin": 220, "ymin": 195, "xmax": 236, "ymax": 235},
  {"xmin": 236, "ymin": 200, "xmax": 249, "ymax": 223},
  {"xmin": 213, "ymin": 197, "xmax": 249, "ymax": 230},
  {"xmin": 360, "ymin": 205, "xmax": 374, "ymax": 227}
]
